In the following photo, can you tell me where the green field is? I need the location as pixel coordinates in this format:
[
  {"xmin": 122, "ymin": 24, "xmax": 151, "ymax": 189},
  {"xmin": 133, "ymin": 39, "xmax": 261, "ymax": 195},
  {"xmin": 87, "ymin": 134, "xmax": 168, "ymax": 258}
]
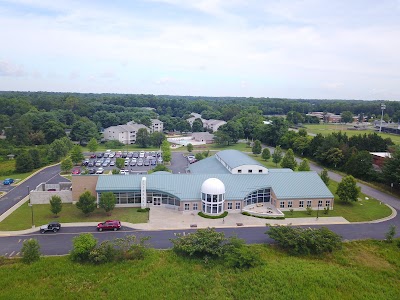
[
  {"xmin": 0, "ymin": 159, "xmax": 42, "ymax": 183},
  {"xmin": 304, "ymin": 124, "xmax": 400, "ymax": 144},
  {"xmin": 0, "ymin": 203, "xmax": 148, "ymax": 231},
  {"xmin": 284, "ymin": 180, "xmax": 393, "ymax": 222},
  {"xmin": 1, "ymin": 240, "xmax": 399, "ymax": 299}
]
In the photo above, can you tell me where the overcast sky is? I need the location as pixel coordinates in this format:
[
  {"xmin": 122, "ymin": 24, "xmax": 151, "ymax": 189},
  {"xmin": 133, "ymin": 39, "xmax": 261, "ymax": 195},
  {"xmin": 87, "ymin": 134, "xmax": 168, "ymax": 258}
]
[{"xmin": 1, "ymin": 0, "xmax": 400, "ymax": 100}]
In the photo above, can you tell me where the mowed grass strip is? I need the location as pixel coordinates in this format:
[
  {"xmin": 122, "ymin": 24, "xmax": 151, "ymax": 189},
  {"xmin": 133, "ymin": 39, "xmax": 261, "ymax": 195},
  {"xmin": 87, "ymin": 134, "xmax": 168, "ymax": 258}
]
[
  {"xmin": 304, "ymin": 124, "xmax": 400, "ymax": 144},
  {"xmin": 0, "ymin": 241, "xmax": 399, "ymax": 299},
  {"xmin": 0, "ymin": 203, "xmax": 148, "ymax": 231},
  {"xmin": 284, "ymin": 180, "xmax": 392, "ymax": 222}
]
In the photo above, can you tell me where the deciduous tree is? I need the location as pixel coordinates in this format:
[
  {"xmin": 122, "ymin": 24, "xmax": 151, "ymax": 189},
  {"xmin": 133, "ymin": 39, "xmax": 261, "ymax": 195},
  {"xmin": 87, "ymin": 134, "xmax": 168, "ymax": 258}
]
[
  {"xmin": 298, "ymin": 158, "xmax": 310, "ymax": 171},
  {"xmin": 76, "ymin": 191, "xmax": 97, "ymax": 216},
  {"xmin": 99, "ymin": 192, "xmax": 116, "ymax": 216},
  {"xmin": 87, "ymin": 138, "xmax": 99, "ymax": 153},
  {"xmin": 136, "ymin": 128, "xmax": 150, "ymax": 148},
  {"xmin": 50, "ymin": 195, "xmax": 63, "ymax": 216},
  {"xmin": 320, "ymin": 168, "xmax": 330, "ymax": 186},
  {"xmin": 272, "ymin": 146, "xmax": 283, "ymax": 167},
  {"xmin": 261, "ymin": 148, "xmax": 271, "ymax": 161},
  {"xmin": 252, "ymin": 140, "xmax": 262, "ymax": 155},
  {"xmin": 61, "ymin": 157, "xmax": 73, "ymax": 173},
  {"xmin": 70, "ymin": 144, "xmax": 84, "ymax": 165},
  {"xmin": 280, "ymin": 148, "xmax": 297, "ymax": 170},
  {"xmin": 336, "ymin": 175, "xmax": 360, "ymax": 203}
]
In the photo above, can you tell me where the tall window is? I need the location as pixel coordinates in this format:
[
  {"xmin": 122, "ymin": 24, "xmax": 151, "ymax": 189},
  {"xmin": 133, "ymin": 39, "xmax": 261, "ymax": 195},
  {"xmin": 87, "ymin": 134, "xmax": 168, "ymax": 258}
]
[
  {"xmin": 235, "ymin": 202, "xmax": 241, "ymax": 209},
  {"xmin": 318, "ymin": 200, "xmax": 323, "ymax": 207},
  {"xmin": 325, "ymin": 200, "xmax": 330, "ymax": 207},
  {"xmin": 280, "ymin": 202, "xmax": 284, "ymax": 208},
  {"xmin": 227, "ymin": 202, "xmax": 232, "ymax": 210},
  {"xmin": 184, "ymin": 203, "xmax": 190, "ymax": 210},
  {"xmin": 299, "ymin": 200, "xmax": 304, "ymax": 208},
  {"xmin": 307, "ymin": 200, "xmax": 312, "ymax": 208},
  {"xmin": 193, "ymin": 203, "xmax": 198, "ymax": 211},
  {"xmin": 288, "ymin": 201, "xmax": 292, "ymax": 208}
]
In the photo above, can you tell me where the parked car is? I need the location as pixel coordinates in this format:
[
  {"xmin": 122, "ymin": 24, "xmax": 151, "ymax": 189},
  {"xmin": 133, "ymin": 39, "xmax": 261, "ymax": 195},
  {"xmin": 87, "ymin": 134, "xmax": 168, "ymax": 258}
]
[
  {"xmin": 3, "ymin": 178, "xmax": 14, "ymax": 185},
  {"xmin": 96, "ymin": 167, "xmax": 104, "ymax": 174},
  {"xmin": 110, "ymin": 161, "xmax": 115, "ymax": 166},
  {"xmin": 120, "ymin": 169, "xmax": 129, "ymax": 175},
  {"xmin": 150, "ymin": 159, "xmax": 156, "ymax": 166},
  {"xmin": 102, "ymin": 161, "xmax": 109, "ymax": 167},
  {"xmin": 90, "ymin": 153, "xmax": 96, "ymax": 158},
  {"xmin": 137, "ymin": 159, "xmax": 143, "ymax": 166},
  {"xmin": 88, "ymin": 161, "xmax": 95, "ymax": 167},
  {"xmin": 96, "ymin": 153, "xmax": 104, "ymax": 158},
  {"xmin": 133, "ymin": 152, "xmax": 139, "ymax": 158},
  {"xmin": 81, "ymin": 159, "xmax": 89, "ymax": 166},
  {"xmin": 158, "ymin": 157, "xmax": 163, "ymax": 164},
  {"xmin": 88, "ymin": 168, "xmax": 96, "ymax": 174},
  {"xmin": 144, "ymin": 159, "xmax": 150, "ymax": 166},
  {"xmin": 97, "ymin": 220, "xmax": 122, "ymax": 231},
  {"xmin": 40, "ymin": 222, "xmax": 61, "ymax": 234},
  {"xmin": 71, "ymin": 169, "xmax": 81, "ymax": 175},
  {"xmin": 139, "ymin": 151, "xmax": 145, "ymax": 158}
]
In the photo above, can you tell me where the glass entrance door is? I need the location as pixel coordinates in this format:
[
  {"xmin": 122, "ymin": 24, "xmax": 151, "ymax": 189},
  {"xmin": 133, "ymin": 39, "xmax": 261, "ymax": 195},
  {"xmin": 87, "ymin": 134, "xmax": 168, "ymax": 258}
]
[{"xmin": 153, "ymin": 197, "xmax": 161, "ymax": 206}]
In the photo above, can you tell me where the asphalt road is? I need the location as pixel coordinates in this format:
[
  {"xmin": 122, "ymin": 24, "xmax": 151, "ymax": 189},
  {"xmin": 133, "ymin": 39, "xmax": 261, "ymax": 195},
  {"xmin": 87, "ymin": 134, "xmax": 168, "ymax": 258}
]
[{"xmin": 0, "ymin": 164, "xmax": 64, "ymax": 216}]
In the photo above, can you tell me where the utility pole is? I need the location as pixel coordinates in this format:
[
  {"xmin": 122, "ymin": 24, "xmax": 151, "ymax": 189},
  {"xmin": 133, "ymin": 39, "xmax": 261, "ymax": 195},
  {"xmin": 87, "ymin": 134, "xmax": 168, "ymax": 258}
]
[{"xmin": 379, "ymin": 103, "xmax": 386, "ymax": 133}]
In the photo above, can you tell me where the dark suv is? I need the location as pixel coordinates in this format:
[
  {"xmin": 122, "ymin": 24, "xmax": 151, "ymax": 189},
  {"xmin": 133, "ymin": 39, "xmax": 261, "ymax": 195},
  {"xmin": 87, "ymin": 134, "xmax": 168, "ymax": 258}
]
[
  {"xmin": 97, "ymin": 220, "xmax": 122, "ymax": 231},
  {"xmin": 40, "ymin": 222, "xmax": 61, "ymax": 233}
]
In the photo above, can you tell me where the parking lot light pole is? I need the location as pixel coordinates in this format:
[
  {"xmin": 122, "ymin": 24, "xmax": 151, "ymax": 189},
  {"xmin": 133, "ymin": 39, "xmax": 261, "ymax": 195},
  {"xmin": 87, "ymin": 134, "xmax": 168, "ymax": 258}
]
[{"xmin": 27, "ymin": 186, "xmax": 34, "ymax": 228}]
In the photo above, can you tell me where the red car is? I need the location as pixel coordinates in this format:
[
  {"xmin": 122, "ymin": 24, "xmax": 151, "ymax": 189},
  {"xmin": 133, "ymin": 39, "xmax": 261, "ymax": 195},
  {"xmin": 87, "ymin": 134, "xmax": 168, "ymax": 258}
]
[
  {"xmin": 97, "ymin": 220, "xmax": 121, "ymax": 231},
  {"xmin": 71, "ymin": 168, "xmax": 81, "ymax": 175}
]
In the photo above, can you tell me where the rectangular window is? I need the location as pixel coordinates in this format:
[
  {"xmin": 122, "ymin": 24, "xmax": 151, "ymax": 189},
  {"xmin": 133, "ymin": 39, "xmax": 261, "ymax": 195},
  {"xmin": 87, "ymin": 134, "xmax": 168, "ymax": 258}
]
[
  {"xmin": 235, "ymin": 202, "xmax": 241, "ymax": 209},
  {"xmin": 318, "ymin": 200, "xmax": 323, "ymax": 207},
  {"xmin": 184, "ymin": 203, "xmax": 190, "ymax": 211},
  {"xmin": 299, "ymin": 200, "xmax": 304, "ymax": 208},
  {"xmin": 259, "ymin": 169, "xmax": 263, "ymax": 173},
  {"xmin": 288, "ymin": 201, "xmax": 292, "ymax": 208},
  {"xmin": 280, "ymin": 201, "xmax": 284, "ymax": 208},
  {"xmin": 307, "ymin": 200, "xmax": 312, "ymax": 208},
  {"xmin": 325, "ymin": 200, "xmax": 330, "ymax": 207},
  {"xmin": 227, "ymin": 202, "xmax": 232, "ymax": 210},
  {"xmin": 193, "ymin": 203, "xmax": 198, "ymax": 211},
  {"xmin": 238, "ymin": 170, "xmax": 242, "ymax": 173},
  {"xmin": 248, "ymin": 170, "xmax": 253, "ymax": 173}
]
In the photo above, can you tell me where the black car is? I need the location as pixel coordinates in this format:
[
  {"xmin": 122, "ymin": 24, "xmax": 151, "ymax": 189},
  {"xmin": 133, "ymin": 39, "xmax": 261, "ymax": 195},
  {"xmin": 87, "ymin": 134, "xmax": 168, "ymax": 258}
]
[{"xmin": 40, "ymin": 222, "xmax": 61, "ymax": 233}]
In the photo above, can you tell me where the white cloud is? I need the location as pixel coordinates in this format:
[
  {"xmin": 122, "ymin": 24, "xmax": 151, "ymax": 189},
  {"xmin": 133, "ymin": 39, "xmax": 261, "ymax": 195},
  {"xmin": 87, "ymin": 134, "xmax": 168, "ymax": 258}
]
[{"xmin": 0, "ymin": 60, "xmax": 26, "ymax": 77}]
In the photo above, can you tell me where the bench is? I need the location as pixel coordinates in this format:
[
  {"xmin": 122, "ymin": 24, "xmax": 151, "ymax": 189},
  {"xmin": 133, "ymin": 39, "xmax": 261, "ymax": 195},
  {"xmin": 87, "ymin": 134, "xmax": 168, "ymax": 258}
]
[
  {"xmin": 190, "ymin": 224, "xmax": 197, "ymax": 228},
  {"xmin": 236, "ymin": 223, "xmax": 243, "ymax": 226}
]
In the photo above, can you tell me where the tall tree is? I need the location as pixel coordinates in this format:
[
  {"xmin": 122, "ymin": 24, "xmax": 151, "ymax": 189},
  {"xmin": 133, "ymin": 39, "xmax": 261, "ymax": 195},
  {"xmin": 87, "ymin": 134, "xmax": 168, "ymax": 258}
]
[
  {"xmin": 48, "ymin": 137, "xmax": 73, "ymax": 162},
  {"xmin": 87, "ymin": 138, "xmax": 99, "ymax": 153},
  {"xmin": 16, "ymin": 151, "xmax": 34, "ymax": 173},
  {"xmin": 336, "ymin": 175, "xmax": 360, "ymax": 203},
  {"xmin": 261, "ymin": 148, "xmax": 271, "ymax": 161},
  {"xmin": 252, "ymin": 140, "xmax": 262, "ymax": 155},
  {"xmin": 280, "ymin": 148, "xmax": 297, "ymax": 170},
  {"xmin": 382, "ymin": 148, "xmax": 400, "ymax": 189},
  {"xmin": 60, "ymin": 157, "xmax": 73, "ymax": 173},
  {"xmin": 70, "ymin": 145, "xmax": 84, "ymax": 165},
  {"xmin": 28, "ymin": 148, "xmax": 42, "ymax": 169},
  {"xmin": 136, "ymin": 128, "xmax": 150, "ymax": 148},
  {"xmin": 341, "ymin": 111, "xmax": 353, "ymax": 123},
  {"xmin": 272, "ymin": 146, "xmax": 283, "ymax": 167},
  {"xmin": 191, "ymin": 118, "xmax": 204, "ymax": 132},
  {"xmin": 161, "ymin": 140, "xmax": 171, "ymax": 163},
  {"xmin": 50, "ymin": 195, "xmax": 63, "ymax": 216},
  {"xmin": 298, "ymin": 159, "xmax": 310, "ymax": 171},
  {"xmin": 70, "ymin": 118, "xmax": 99, "ymax": 144},
  {"xmin": 344, "ymin": 150, "xmax": 374, "ymax": 180},
  {"xmin": 320, "ymin": 169, "xmax": 330, "ymax": 186},
  {"xmin": 99, "ymin": 192, "xmax": 116, "ymax": 216},
  {"xmin": 150, "ymin": 132, "xmax": 165, "ymax": 147},
  {"xmin": 187, "ymin": 143, "xmax": 194, "ymax": 153},
  {"xmin": 76, "ymin": 191, "xmax": 97, "ymax": 216}
]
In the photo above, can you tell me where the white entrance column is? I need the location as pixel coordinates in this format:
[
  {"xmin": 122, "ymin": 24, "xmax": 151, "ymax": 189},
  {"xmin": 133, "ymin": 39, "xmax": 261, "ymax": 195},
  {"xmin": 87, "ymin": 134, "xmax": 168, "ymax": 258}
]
[{"xmin": 141, "ymin": 177, "xmax": 147, "ymax": 209}]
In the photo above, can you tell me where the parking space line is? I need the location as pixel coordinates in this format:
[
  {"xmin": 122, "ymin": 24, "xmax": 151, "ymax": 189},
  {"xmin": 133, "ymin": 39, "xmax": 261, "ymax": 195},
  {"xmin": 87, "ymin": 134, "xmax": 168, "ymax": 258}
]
[
  {"xmin": 18, "ymin": 239, "xmax": 21, "ymax": 243},
  {"xmin": 9, "ymin": 251, "xmax": 15, "ymax": 257},
  {"xmin": 16, "ymin": 252, "xmax": 20, "ymax": 256}
]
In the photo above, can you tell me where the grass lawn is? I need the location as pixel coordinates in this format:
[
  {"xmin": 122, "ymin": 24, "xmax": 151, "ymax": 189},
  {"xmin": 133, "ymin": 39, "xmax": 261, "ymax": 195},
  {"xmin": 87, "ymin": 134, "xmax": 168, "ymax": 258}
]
[
  {"xmin": 1, "ymin": 240, "xmax": 399, "ymax": 299},
  {"xmin": 82, "ymin": 144, "xmax": 160, "ymax": 152},
  {"xmin": 0, "ymin": 160, "xmax": 42, "ymax": 183},
  {"xmin": 304, "ymin": 123, "xmax": 400, "ymax": 144},
  {"xmin": 284, "ymin": 180, "xmax": 393, "ymax": 222},
  {"xmin": 0, "ymin": 203, "xmax": 148, "ymax": 231}
]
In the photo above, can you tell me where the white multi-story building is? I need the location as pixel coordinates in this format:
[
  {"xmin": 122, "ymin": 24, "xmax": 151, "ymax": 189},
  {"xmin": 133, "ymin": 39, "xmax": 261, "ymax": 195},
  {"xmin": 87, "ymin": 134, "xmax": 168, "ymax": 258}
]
[
  {"xmin": 186, "ymin": 113, "xmax": 226, "ymax": 132},
  {"xmin": 150, "ymin": 119, "xmax": 163, "ymax": 133},
  {"xmin": 103, "ymin": 123, "xmax": 148, "ymax": 145}
]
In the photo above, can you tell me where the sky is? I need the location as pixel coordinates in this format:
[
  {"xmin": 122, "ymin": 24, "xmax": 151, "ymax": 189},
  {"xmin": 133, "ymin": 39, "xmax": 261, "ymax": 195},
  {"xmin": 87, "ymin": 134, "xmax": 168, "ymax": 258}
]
[{"xmin": 0, "ymin": 0, "xmax": 400, "ymax": 100}]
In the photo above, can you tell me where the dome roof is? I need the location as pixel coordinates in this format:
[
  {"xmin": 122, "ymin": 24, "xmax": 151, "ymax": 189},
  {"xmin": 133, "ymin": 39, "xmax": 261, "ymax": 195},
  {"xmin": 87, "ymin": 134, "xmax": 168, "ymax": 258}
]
[{"xmin": 201, "ymin": 178, "xmax": 225, "ymax": 195}]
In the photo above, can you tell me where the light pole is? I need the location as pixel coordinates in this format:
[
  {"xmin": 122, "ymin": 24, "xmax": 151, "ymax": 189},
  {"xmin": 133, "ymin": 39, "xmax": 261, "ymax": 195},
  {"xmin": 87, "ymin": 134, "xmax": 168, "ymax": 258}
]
[
  {"xmin": 316, "ymin": 202, "xmax": 320, "ymax": 220},
  {"xmin": 27, "ymin": 186, "xmax": 34, "ymax": 228},
  {"xmin": 379, "ymin": 103, "xmax": 386, "ymax": 133}
]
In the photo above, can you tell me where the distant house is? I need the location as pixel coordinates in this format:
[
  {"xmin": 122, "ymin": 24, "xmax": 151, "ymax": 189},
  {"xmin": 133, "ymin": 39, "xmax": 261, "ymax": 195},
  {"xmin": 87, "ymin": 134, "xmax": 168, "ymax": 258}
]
[
  {"xmin": 324, "ymin": 113, "xmax": 341, "ymax": 123},
  {"xmin": 370, "ymin": 152, "xmax": 391, "ymax": 168},
  {"xmin": 186, "ymin": 113, "xmax": 226, "ymax": 132},
  {"xmin": 149, "ymin": 119, "xmax": 163, "ymax": 133},
  {"xmin": 192, "ymin": 132, "xmax": 215, "ymax": 144},
  {"xmin": 103, "ymin": 123, "xmax": 148, "ymax": 145}
]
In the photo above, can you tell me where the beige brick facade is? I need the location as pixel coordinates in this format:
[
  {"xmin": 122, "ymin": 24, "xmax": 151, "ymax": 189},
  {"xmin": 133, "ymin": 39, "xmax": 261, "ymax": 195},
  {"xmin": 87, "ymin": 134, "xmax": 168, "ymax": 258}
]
[{"xmin": 71, "ymin": 175, "xmax": 98, "ymax": 202}]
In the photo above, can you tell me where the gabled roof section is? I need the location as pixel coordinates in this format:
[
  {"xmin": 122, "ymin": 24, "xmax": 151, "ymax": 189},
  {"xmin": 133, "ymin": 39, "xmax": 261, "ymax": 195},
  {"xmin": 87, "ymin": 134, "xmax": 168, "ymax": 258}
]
[
  {"xmin": 188, "ymin": 156, "xmax": 231, "ymax": 174},
  {"xmin": 215, "ymin": 150, "xmax": 265, "ymax": 169}
]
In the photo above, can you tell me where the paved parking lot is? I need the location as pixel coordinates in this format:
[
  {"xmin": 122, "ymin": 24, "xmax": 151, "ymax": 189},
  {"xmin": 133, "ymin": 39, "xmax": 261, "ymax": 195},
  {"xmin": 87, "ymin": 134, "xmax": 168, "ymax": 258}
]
[{"xmin": 75, "ymin": 150, "xmax": 189, "ymax": 175}]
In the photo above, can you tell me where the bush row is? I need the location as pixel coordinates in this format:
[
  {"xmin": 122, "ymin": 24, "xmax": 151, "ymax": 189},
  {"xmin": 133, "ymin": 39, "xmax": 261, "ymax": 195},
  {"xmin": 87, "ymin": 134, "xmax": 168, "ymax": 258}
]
[{"xmin": 198, "ymin": 211, "xmax": 228, "ymax": 219}]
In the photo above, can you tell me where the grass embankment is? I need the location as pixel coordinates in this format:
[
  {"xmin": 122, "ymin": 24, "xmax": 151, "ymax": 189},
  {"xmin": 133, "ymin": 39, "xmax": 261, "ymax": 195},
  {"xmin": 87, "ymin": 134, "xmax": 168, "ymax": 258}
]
[
  {"xmin": 1, "ymin": 240, "xmax": 399, "ymax": 299},
  {"xmin": 0, "ymin": 160, "xmax": 42, "ymax": 183},
  {"xmin": 304, "ymin": 124, "xmax": 400, "ymax": 144},
  {"xmin": 82, "ymin": 145, "xmax": 160, "ymax": 152},
  {"xmin": 284, "ymin": 180, "xmax": 392, "ymax": 222},
  {"xmin": 0, "ymin": 203, "xmax": 148, "ymax": 231}
]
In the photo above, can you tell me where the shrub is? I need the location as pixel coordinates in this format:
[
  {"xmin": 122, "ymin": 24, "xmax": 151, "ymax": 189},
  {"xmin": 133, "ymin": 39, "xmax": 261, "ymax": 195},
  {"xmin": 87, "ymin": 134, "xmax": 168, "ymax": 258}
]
[
  {"xmin": 242, "ymin": 212, "xmax": 285, "ymax": 220},
  {"xmin": 224, "ymin": 245, "xmax": 261, "ymax": 269},
  {"xmin": 171, "ymin": 227, "xmax": 226, "ymax": 258},
  {"xmin": 114, "ymin": 235, "xmax": 151, "ymax": 261},
  {"xmin": 198, "ymin": 211, "xmax": 228, "ymax": 219},
  {"xmin": 266, "ymin": 226, "xmax": 342, "ymax": 255},
  {"xmin": 21, "ymin": 239, "xmax": 41, "ymax": 264},
  {"xmin": 137, "ymin": 207, "xmax": 150, "ymax": 212},
  {"xmin": 323, "ymin": 207, "xmax": 329, "ymax": 215},
  {"xmin": 70, "ymin": 233, "xmax": 97, "ymax": 262},
  {"xmin": 89, "ymin": 241, "xmax": 116, "ymax": 264},
  {"xmin": 385, "ymin": 225, "xmax": 396, "ymax": 243},
  {"xmin": 306, "ymin": 206, "xmax": 313, "ymax": 215},
  {"xmin": 76, "ymin": 191, "xmax": 96, "ymax": 216}
]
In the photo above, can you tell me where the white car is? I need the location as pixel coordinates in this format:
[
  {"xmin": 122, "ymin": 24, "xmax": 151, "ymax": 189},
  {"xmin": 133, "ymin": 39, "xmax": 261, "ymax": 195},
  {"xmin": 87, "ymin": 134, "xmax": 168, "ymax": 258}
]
[
  {"xmin": 96, "ymin": 167, "xmax": 104, "ymax": 174},
  {"xmin": 139, "ymin": 151, "xmax": 145, "ymax": 158}
]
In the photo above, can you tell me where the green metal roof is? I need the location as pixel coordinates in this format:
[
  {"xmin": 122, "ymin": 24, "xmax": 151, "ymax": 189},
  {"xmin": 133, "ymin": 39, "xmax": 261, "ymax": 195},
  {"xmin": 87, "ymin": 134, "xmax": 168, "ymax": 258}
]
[
  {"xmin": 215, "ymin": 149, "xmax": 265, "ymax": 169},
  {"xmin": 188, "ymin": 156, "xmax": 231, "ymax": 174},
  {"xmin": 96, "ymin": 171, "xmax": 333, "ymax": 201}
]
